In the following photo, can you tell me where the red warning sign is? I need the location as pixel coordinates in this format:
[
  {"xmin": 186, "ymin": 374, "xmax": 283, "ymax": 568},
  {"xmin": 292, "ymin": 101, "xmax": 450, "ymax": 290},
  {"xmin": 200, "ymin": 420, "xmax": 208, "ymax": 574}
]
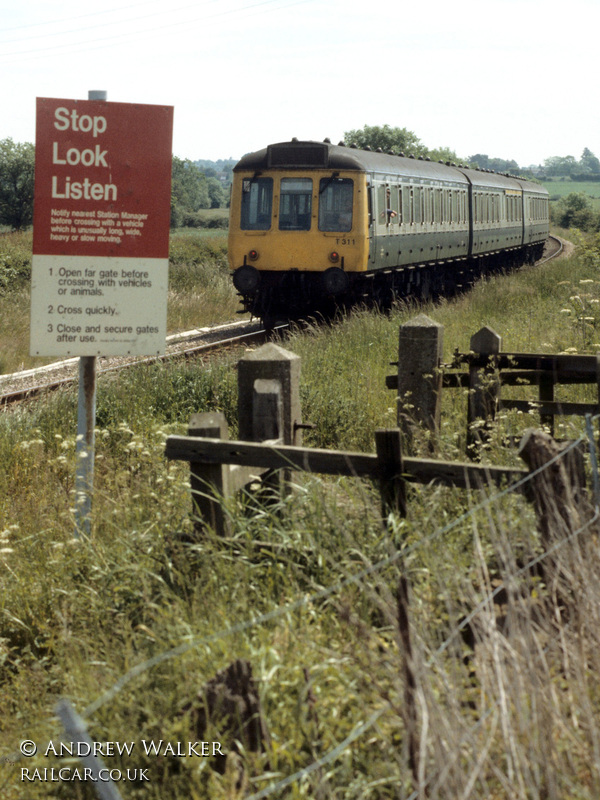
[{"xmin": 33, "ymin": 97, "xmax": 173, "ymax": 259}]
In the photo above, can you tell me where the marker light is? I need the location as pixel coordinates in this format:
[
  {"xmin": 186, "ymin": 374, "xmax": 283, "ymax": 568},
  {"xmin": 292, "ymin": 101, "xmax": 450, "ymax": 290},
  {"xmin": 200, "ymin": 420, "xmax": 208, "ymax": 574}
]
[
  {"xmin": 249, "ymin": 249, "xmax": 259, "ymax": 261},
  {"xmin": 329, "ymin": 251, "xmax": 340, "ymax": 263}
]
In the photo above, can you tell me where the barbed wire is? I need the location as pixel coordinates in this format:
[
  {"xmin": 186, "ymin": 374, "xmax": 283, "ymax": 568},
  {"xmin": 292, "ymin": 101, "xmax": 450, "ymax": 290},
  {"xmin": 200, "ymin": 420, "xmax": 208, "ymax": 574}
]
[{"xmin": 83, "ymin": 433, "xmax": 586, "ymax": 718}]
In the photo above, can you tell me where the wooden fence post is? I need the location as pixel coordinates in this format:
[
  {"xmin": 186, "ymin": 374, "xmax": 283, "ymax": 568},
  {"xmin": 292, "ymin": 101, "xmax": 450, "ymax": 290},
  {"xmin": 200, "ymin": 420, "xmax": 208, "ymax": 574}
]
[
  {"xmin": 518, "ymin": 428, "xmax": 589, "ymax": 546},
  {"xmin": 188, "ymin": 411, "xmax": 230, "ymax": 537},
  {"xmin": 375, "ymin": 428, "xmax": 407, "ymax": 521},
  {"xmin": 396, "ymin": 575, "xmax": 420, "ymax": 794},
  {"xmin": 467, "ymin": 326, "xmax": 502, "ymax": 459},
  {"xmin": 397, "ymin": 314, "xmax": 444, "ymax": 448}
]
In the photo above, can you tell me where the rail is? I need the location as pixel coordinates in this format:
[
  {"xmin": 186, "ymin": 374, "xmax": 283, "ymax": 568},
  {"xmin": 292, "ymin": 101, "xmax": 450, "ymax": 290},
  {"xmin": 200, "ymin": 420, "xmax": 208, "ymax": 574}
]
[{"xmin": 0, "ymin": 321, "xmax": 286, "ymax": 408}]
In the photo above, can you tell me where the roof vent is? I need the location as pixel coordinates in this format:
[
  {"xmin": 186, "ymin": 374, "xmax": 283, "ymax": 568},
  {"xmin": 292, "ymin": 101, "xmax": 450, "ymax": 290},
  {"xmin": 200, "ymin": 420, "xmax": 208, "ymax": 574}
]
[
  {"xmin": 323, "ymin": 137, "xmax": 331, "ymax": 143},
  {"xmin": 338, "ymin": 141, "xmax": 346, "ymax": 146}
]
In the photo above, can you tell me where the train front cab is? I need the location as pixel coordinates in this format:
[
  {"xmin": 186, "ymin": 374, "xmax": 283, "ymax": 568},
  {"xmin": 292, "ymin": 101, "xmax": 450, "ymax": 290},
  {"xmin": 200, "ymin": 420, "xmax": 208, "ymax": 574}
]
[{"xmin": 229, "ymin": 168, "xmax": 369, "ymax": 320}]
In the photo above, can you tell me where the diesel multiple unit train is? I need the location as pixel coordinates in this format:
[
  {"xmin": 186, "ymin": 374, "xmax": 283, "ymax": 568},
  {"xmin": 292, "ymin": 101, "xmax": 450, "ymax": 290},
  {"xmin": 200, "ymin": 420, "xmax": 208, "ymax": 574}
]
[{"xmin": 228, "ymin": 139, "xmax": 549, "ymax": 325}]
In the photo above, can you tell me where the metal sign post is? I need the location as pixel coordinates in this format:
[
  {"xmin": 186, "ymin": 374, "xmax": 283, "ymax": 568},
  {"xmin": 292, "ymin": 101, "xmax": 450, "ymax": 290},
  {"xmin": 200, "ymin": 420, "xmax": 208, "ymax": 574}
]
[{"xmin": 74, "ymin": 91, "xmax": 105, "ymax": 538}]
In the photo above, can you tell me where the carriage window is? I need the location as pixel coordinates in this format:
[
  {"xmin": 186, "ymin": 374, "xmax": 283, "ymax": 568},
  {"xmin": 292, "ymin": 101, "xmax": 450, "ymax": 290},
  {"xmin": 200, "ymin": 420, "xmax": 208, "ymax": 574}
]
[
  {"xmin": 318, "ymin": 178, "xmax": 354, "ymax": 232},
  {"xmin": 279, "ymin": 178, "xmax": 313, "ymax": 230},
  {"xmin": 240, "ymin": 178, "xmax": 273, "ymax": 230}
]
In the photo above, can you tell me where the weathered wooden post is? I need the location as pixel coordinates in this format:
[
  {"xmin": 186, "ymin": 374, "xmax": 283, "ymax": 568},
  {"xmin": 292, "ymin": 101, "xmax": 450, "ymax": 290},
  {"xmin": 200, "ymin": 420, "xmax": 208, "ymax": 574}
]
[
  {"xmin": 237, "ymin": 342, "xmax": 302, "ymax": 495},
  {"xmin": 467, "ymin": 326, "xmax": 502, "ymax": 459},
  {"xmin": 188, "ymin": 411, "xmax": 231, "ymax": 536},
  {"xmin": 397, "ymin": 314, "xmax": 444, "ymax": 449},
  {"xmin": 375, "ymin": 428, "xmax": 407, "ymax": 520},
  {"xmin": 519, "ymin": 428, "xmax": 589, "ymax": 546}
]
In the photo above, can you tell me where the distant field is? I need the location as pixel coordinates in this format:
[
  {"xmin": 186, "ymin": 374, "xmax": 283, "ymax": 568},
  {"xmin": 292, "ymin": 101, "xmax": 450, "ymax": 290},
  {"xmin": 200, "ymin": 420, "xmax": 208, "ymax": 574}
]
[{"xmin": 543, "ymin": 179, "xmax": 600, "ymax": 207}]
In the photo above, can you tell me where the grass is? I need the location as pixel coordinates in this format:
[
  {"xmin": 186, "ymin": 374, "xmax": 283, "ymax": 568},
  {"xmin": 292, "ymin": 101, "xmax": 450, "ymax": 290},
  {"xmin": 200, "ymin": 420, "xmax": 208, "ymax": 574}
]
[
  {"xmin": 0, "ymin": 229, "xmax": 240, "ymax": 374},
  {"xmin": 2, "ymin": 230, "xmax": 600, "ymax": 797},
  {"xmin": 544, "ymin": 179, "xmax": 600, "ymax": 209}
]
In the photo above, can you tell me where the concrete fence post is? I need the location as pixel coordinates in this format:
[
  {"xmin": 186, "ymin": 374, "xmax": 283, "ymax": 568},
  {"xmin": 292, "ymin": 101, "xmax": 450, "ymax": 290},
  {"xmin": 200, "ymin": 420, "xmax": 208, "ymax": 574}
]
[
  {"xmin": 397, "ymin": 314, "xmax": 444, "ymax": 446},
  {"xmin": 238, "ymin": 342, "xmax": 302, "ymax": 444},
  {"xmin": 238, "ymin": 343, "xmax": 302, "ymax": 495}
]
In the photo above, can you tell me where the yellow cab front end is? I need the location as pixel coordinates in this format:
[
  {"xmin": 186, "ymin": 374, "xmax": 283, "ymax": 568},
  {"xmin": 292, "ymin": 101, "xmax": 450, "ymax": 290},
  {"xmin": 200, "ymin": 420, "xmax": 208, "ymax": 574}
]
[{"xmin": 228, "ymin": 154, "xmax": 369, "ymax": 323}]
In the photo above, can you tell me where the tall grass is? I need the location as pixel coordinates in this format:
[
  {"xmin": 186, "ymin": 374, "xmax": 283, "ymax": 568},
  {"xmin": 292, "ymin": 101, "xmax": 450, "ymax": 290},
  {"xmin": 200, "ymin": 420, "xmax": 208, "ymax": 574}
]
[
  {"xmin": 0, "ymin": 230, "xmax": 240, "ymax": 374},
  {"xmin": 2, "ymin": 237, "xmax": 600, "ymax": 797}
]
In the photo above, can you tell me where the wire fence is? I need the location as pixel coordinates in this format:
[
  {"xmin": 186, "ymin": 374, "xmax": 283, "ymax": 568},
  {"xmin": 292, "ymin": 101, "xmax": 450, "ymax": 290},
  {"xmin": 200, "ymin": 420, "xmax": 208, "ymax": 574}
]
[{"xmin": 5, "ymin": 417, "xmax": 600, "ymax": 799}]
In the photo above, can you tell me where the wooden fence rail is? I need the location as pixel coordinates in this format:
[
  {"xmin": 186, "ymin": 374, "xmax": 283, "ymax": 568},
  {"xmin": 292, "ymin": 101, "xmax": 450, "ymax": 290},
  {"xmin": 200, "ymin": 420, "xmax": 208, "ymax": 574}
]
[
  {"xmin": 164, "ymin": 328, "xmax": 596, "ymax": 534},
  {"xmin": 166, "ymin": 420, "xmax": 528, "ymax": 534},
  {"xmin": 388, "ymin": 316, "xmax": 600, "ymax": 455}
]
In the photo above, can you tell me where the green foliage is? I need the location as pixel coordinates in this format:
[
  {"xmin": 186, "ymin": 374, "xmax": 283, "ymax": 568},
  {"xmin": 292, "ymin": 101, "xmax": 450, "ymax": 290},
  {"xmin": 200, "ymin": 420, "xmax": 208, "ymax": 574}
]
[
  {"xmin": 171, "ymin": 156, "xmax": 211, "ymax": 226},
  {"xmin": 171, "ymin": 159, "xmax": 230, "ymax": 227},
  {"xmin": 0, "ymin": 138, "xmax": 35, "ymax": 230},
  {"xmin": 343, "ymin": 124, "xmax": 428, "ymax": 156},
  {"xmin": 206, "ymin": 176, "xmax": 227, "ymax": 209},
  {"xmin": 574, "ymin": 147, "xmax": 600, "ymax": 178},
  {"xmin": 342, "ymin": 125, "xmax": 464, "ymax": 165},
  {"xmin": 0, "ymin": 229, "xmax": 31, "ymax": 293},
  {"xmin": 551, "ymin": 192, "xmax": 600, "ymax": 231},
  {"xmin": 4, "ymin": 251, "xmax": 600, "ymax": 797},
  {"xmin": 0, "ymin": 229, "xmax": 238, "ymax": 373},
  {"xmin": 427, "ymin": 145, "xmax": 461, "ymax": 164},
  {"xmin": 468, "ymin": 152, "xmax": 520, "ymax": 173},
  {"xmin": 4, "ymin": 257, "xmax": 600, "ymax": 796},
  {"xmin": 544, "ymin": 154, "xmax": 579, "ymax": 177}
]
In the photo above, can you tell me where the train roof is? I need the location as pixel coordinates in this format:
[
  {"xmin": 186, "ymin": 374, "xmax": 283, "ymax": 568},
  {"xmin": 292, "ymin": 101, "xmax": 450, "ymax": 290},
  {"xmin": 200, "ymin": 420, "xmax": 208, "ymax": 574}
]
[{"xmin": 234, "ymin": 140, "xmax": 548, "ymax": 195}]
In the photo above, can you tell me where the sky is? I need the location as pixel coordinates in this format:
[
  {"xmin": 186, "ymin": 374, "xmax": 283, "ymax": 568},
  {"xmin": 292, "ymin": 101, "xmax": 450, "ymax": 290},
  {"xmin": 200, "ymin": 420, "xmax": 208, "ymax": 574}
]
[{"xmin": 1, "ymin": 0, "xmax": 599, "ymax": 167}]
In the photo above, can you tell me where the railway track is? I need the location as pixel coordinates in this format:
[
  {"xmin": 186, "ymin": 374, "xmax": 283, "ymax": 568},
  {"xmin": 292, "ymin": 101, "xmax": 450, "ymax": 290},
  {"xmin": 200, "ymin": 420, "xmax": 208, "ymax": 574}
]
[
  {"xmin": 0, "ymin": 235, "xmax": 569, "ymax": 409},
  {"xmin": 0, "ymin": 320, "xmax": 287, "ymax": 409}
]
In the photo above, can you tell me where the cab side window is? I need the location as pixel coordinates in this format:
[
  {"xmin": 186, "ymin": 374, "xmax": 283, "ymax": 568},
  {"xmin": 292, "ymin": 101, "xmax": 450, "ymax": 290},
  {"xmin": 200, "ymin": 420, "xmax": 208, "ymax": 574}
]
[{"xmin": 318, "ymin": 178, "xmax": 354, "ymax": 232}]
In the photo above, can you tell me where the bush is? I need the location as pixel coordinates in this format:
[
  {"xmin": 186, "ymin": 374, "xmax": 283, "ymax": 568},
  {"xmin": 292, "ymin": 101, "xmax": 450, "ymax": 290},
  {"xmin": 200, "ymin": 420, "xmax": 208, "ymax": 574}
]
[
  {"xmin": 551, "ymin": 192, "xmax": 600, "ymax": 232},
  {"xmin": 0, "ymin": 230, "xmax": 32, "ymax": 293}
]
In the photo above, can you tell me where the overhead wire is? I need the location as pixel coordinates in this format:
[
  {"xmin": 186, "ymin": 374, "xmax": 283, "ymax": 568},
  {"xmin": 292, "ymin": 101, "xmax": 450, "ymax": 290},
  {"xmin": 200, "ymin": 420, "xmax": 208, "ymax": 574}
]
[{"xmin": 0, "ymin": 0, "xmax": 313, "ymax": 63}]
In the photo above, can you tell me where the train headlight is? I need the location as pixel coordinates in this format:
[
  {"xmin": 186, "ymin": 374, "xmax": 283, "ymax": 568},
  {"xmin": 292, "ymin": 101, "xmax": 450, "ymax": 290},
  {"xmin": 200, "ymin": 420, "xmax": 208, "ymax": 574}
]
[
  {"xmin": 329, "ymin": 251, "xmax": 340, "ymax": 263},
  {"xmin": 233, "ymin": 265, "xmax": 260, "ymax": 295},
  {"xmin": 322, "ymin": 267, "xmax": 349, "ymax": 296},
  {"xmin": 249, "ymin": 249, "xmax": 259, "ymax": 261}
]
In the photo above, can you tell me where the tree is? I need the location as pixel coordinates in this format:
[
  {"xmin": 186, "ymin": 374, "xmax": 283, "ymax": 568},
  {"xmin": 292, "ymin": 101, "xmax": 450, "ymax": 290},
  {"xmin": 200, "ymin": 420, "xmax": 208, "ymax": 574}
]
[
  {"xmin": 579, "ymin": 147, "xmax": 600, "ymax": 175},
  {"xmin": 543, "ymin": 155, "xmax": 578, "ymax": 178},
  {"xmin": 428, "ymin": 146, "xmax": 461, "ymax": 164},
  {"xmin": 207, "ymin": 176, "xmax": 226, "ymax": 209},
  {"xmin": 343, "ymin": 124, "xmax": 427, "ymax": 157},
  {"xmin": 171, "ymin": 156, "xmax": 210, "ymax": 225},
  {"xmin": 0, "ymin": 138, "xmax": 35, "ymax": 230},
  {"xmin": 468, "ymin": 153, "xmax": 520, "ymax": 173}
]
